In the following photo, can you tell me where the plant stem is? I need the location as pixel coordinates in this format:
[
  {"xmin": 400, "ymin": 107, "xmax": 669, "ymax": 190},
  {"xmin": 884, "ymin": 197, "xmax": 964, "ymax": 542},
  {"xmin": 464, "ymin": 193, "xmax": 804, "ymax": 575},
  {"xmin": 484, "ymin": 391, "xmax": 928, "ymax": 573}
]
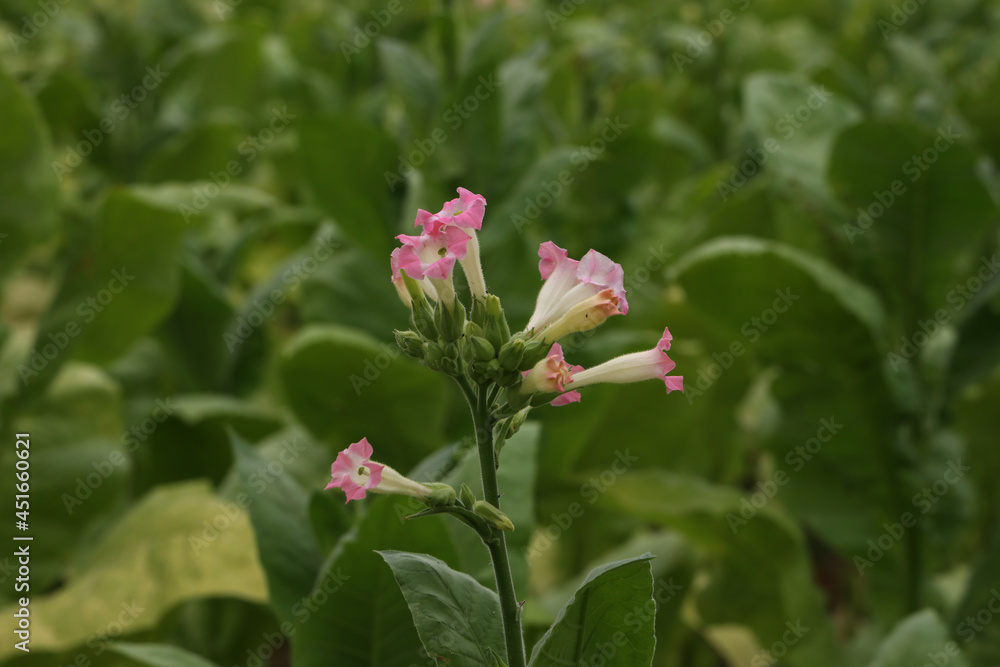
[{"xmin": 474, "ymin": 385, "xmax": 526, "ymax": 667}]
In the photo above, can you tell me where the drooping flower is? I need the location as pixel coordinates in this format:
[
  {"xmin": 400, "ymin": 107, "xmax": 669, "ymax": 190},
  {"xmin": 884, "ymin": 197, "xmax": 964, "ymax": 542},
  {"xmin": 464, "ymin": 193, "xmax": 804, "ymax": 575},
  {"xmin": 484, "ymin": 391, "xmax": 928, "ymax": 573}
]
[
  {"xmin": 326, "ymin": 438, "xmax": 433, "ymax": 504},
  {"xmin": 520, "ymin": 342, "xmax": 582, "ymax": 395},
  {"xmin": 558, "ymin": 327, "xmax": 683, "ymax": 400},
  {"xmin": 524, "ymin": 242, "xmax": 628, "ymax": 343},
  {"xmin": 415, "ymin": 187, "xmax": 489, "ymax": 299}
]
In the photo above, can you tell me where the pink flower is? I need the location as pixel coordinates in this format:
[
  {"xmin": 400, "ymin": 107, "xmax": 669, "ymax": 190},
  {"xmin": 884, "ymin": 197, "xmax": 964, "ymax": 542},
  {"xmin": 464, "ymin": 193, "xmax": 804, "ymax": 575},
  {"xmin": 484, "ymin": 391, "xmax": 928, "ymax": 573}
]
[
  {"xmin": 520, "ymin": 343, "xmax": 583, "ymax": 395},
  {"xmin": 418, "ymin": 187, "xmax": 486, "ymax": 233},
  {"xmin": 326, "ymin": 438, "xmax": 384, "ymax": 502},
  {"xmin": 325, "ymin": 438, "xmax": 433, "ymax": 504},
  {"xmin": 560, "ymin": 327, "xmax": 684, "ymax": 398},
  {"xmin": 392, "ymin": 226, "xmax": 471, "ymax": 282},
  {"xmin": 524, "ymin": 242, "xmax": 629, "ymax": 342},
  {"xmin": 415, "ymin": 187, "xmax": 488, "ymax": 299}
]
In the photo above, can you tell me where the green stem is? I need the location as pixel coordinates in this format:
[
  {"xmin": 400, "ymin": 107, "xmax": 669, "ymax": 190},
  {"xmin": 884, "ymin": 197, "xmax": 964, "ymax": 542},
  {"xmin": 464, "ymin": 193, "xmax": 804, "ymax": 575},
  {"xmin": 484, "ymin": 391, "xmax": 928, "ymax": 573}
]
[{"xmin": 473, "ymin": 385, "xmax": 526, "ymax": 667}]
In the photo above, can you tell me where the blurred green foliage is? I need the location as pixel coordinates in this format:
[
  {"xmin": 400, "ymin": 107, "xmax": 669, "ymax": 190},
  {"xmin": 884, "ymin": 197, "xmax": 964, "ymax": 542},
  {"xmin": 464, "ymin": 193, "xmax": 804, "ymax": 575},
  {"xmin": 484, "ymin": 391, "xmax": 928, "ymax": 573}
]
[{"xmin": 0, "ymin": 0, "xmax": 999, "ymax": 665}]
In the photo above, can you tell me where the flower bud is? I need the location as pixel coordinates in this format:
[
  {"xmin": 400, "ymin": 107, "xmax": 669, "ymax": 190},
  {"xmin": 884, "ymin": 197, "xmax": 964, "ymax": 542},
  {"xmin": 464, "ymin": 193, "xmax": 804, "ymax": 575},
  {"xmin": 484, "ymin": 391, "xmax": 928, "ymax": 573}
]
[
  {"xmin": 459, "ymin": 483, "xmax": 476, "ymax": 510},
  {"xmin": 424, "ymin": 341, "xmax": 445, "ymax": 369},
  {"xmin": 465, "ymin": 321, "xmax": 486, "ymax": 338},
  {"xmin": 440, "ymin": 356, "xmax": 462, "ymax": 376},
  {"xmin": 435, "ymin": 297, "xmax": 466, "ymax": 342},
  {"xmin": 411, "ymin": 298, "xmax": 438, "ymax": 340},
  {"xmin": 471, "ymin": 295, "xmax": 489, "ymax": 328},
  {"xmin": 498, "ymin": 339, "xmax": 525, "ymax": 371},
  {"xmin": 520, "ymin": 340, "xmax": 550, "ymax": 370},
  {"xmin": 483, "ymin": 294, "xmax": 510, "ymax": 350},
  {"xmin": 394, "ymin": 330, "xmax": 424, "ymax": 359},
  {"xmin": 473, "ymin": 500, "xmax": 515, "ymax": 531},
  {"xmin": 424, "ymin": 482, "xmax": 457, "ymax": 507},
  {"xmin": 470, "ymin": 336, "xmax": 496, "ymax": 362}
]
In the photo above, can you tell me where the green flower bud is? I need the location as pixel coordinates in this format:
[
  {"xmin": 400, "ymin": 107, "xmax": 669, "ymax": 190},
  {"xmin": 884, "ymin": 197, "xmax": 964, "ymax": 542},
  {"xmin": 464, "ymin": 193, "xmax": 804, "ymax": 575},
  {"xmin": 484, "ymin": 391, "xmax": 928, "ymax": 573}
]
[
  {"xmin": 411, "ymin": 299, "xmax": 438, "ymax": 340},
  {"xmin": 471, "ymin": 296, "xmax": 489, "ymax": 328},
  {"xmin": 470, "ymin": 336, "xmax": 496, "ymax": 362},
  {"xmin": 394, "ymin": 330, "xmax": 424, "ymax": 359},
  {"xmin": 520, "ymin": 340, "xmax": 550, "ymax": 370},
  {"xmin": 483, "ymin": 294, "xmax": 511, "ymax": 350},
  {"xmin": 473, "ymin": 500, "xmax": 515, "ymax": 532},
  {"xmin": 424, "ymin": 341, "xmax": 445, "ymax": 368},
  {"xmin": 459, "ymin": 483, "xmax": 476, "ymax": 510},
  {"xmin": 465, "ymin": 321, "xmax": 486, "ymax": 339},
  {"xmin": 508, "ymin": 407, "xmax": 529, "ymax": 437},
  {"xmin": 496, "ymin": 371, "xmax": 522, "ymax": 388},
  {"xmin": 498, "ymin": 338, "xmax": 525, "ymax": 371},
  {"xmin": 440, "ymin": 356, "xmax": 462, "ymax": 376},
  {"xmin": 424, "ymin": 483, "xmax": 457, "ymax": 507},
  {"xmin": 435, "ymin": 297, "xmax": 466, "ymax": 342}
]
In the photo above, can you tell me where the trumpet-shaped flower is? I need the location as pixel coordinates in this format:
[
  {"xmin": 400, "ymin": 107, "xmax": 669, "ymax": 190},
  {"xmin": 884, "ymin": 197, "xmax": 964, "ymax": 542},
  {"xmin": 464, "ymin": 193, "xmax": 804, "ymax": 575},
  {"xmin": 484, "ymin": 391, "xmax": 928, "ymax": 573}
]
[
  {"xmin": 520, "ymin": 343, "xmax": 582, "ymax": 395},
  {"xmin": 415, "ymin": 187, "xmax": 489, "ymax": 299},
  {"xmin": 391, "ymin": 225, "xmax": 471, "ymax": 307},
  {"xmin": 525, "ymin": 242, "xmax": 628, "ymax": 342},
  {"xmin": 326, "ymin": 438, "xmax": 433, "ymax": 504},
  {"xmin": 558, "ymin": 327, "xmax": 683, "ymax": 400},
  {"xmin": 419, "ymin": 187, "xmax": 486, "ymax": 233}
]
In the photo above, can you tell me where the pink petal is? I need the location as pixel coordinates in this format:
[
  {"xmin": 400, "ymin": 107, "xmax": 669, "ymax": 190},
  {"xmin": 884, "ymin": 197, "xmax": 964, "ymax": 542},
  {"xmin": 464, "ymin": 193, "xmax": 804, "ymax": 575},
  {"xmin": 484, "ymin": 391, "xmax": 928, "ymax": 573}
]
[
  {"xmin": 551, "ymin": 390, "xmax": 582, "ymax": 406},
  {"xmin": 656, "ymin": 327, "xmax": 673, "ymax": 352},
  {"xmin": 338, "ymin": 476, "xmax": 368, "ymax": 503},
  {"xmin": 349, "ymin": 437, "xmax": 374, "ymax": 460},
  {"xmin": 366, "ymin": 460, "xmax": 385, "ymax": 486},
  {"xmin": 538, "ymin": 241, "xmax": 576, "ymax": 280},
  {"xmin": 423, "ymin": 255, "xmax": 458, "ymax": 279},
  {"xmin": 664, "ymin": 376, "xmax": 684, "ymax": 393}
]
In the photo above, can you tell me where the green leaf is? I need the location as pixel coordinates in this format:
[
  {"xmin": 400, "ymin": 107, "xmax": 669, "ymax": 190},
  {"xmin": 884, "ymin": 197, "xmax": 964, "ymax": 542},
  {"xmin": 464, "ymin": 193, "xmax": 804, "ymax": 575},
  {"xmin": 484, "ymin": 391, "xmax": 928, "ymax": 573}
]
[
  {"xmin": 299, "ymin": 114, "xmax": 400, "ymax": 257},
  {"xmin": 378, "ymin": 39, "xmax": 440, "ymax": 130},
  {"xmin": 866, "ymin": 610, "xmax": 970, "ymax": 667},
  {"xmin": 528, "ymin": 555, "xmax": 656, "ymax": 667},
  {"xmin": 379, "ymin": 550, "xmax": 505, "ymax": 666},
  {"xmin": 293, "ymin": 499, "xmax": 461, "ymax": 667},
  {"xmin": 742, "ymin": 72, "xmax": 861, "ymax": 201},
  {"xmin": 110, "ymin": 642, "xmax": 220, "ymax": 667},
  {"xmin": 0, "ymin": 60, "xmax": 59, "ymax": 274},
  {"xmin": 23, "ymin": 186, "xmax": 188, "ymax": 396},
  {"xmin": 0, "ymin": 481, "xmax": 268, "ymax": 660},
  {"xmin": 278, "ymin": 324, "xmax": 453, "ymax": 469},
  {"xmin": 828, "ymin": 120, "xmax": 999, "ymax": 329},
  {"xmin": 229, "ymin": 429, "xmax": 324, "ymax": 625}
]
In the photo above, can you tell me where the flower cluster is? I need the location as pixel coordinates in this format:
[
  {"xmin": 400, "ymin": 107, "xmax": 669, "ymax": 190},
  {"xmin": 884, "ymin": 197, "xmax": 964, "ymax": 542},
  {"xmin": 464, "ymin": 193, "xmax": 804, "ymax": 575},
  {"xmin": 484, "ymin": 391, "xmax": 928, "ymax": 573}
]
[{"xmin": 326, "ymin": 187, "xmax": 683, "ymax": 505}]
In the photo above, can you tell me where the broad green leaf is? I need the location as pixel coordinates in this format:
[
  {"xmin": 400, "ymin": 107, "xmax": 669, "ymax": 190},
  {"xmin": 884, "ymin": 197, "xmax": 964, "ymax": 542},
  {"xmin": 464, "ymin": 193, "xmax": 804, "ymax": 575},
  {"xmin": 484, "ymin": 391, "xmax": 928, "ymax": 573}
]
[
  {"xmin": 298, "ymin": 114, "xmax": 400, "ymax": 257},
  {"xmin": 22, "ymin": 186, "xmax": 188, "ymax": 396},
  {"xmin": 379, "ymin": 550, "xmax": 505, "ymax": 665},
  {"xmin": 0, "ymin": 363, "xmax": 128, "ymax": 594},
  {"xmin": 0, "ymin": 482, "xmax": 267, "ymax": 660},
  {"xmin": 828, "ymin": 120, "xmax": 998, "ymax": 329},
  {"xmin": 378, "ymin": 39, "xmax": 440, "ymax": 131},
  {"xmin": 528, "ymin": 555, "xmax": 656, "ymax": 667},
  {"xmin": 110, "ymin": 642, "xmax": 219, "ymax": 667},
  {"xmin": 158, "ymin": 31, "xmax": 265, "ymax": 122},
  {"xmin": 600, "ymin": 471, "xmax": 840, "ymax": 667},
  {"xmin": 229, "ymin": 429, "xmax": 324, "ymax": 625},
  {"xmin": 278, "ymin": 324, "xmax": 454, "ymax": 469},
  {"xmin": 669, "ymin": 236, "xmax": 919, "ymax": 624},
  {"xmin": 293, "ymin": 499, "xmax": 461, "ymax": 667},
  {"xmin": 867, "ymin": 610, "xmax": 970, "ymax": 667},
  {"xmin": 0, "ymin": 60, "xmax": 59, "ymax": 274},
  {"xmin": 132, "ymin": 394, "xmax": 283, "ymax": 494},
  {"xmin": 742, "ymin": 71, "xmax": 861, "ymax": 201}
]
